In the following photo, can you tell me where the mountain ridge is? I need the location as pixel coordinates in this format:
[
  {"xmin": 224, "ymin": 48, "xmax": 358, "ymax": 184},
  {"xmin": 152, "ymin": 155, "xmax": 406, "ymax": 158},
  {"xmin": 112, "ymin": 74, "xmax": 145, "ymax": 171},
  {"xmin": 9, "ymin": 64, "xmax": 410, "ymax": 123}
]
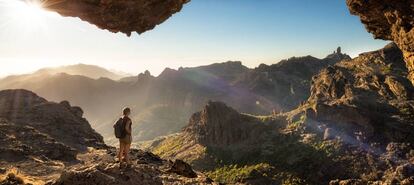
[
  {"xmin": 0, "ymin": 50, "xmax": 350, "ymax": 144},
  {"xmin": 34, "ymin": 63, "xmax": 127, "ymax": 80}
]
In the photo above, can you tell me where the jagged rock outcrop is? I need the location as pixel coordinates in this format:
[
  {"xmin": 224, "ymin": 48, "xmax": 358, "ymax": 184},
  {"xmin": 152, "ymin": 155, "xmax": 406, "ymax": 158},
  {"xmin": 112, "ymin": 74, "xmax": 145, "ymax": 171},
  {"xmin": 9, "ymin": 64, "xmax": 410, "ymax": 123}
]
[
  {"xmin": 347, "ymin": 0, "xmax": 414, "ymax": 84},
  {"xmin": 183, "ymin": 101, "xmax": 277, "ymax": 147},
  {"xmin": 0, "ymin": 89, "xmax": 104, "ymax": 150},
  {"xmin": 306, "ymin": 43, "xmax": 414, "ymax": 144},
  {"xmin": 42, "ymin": 0, "xmax": 190, "ymax": 36}
]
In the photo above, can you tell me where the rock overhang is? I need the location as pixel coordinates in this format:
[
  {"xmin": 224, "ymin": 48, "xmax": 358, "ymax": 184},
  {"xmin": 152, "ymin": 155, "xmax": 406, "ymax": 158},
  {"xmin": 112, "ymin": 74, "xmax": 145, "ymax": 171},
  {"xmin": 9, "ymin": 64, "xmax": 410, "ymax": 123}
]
[
  {"xmin": 39, "ymin": 0, "xmax": 190, "ymax": 36},
  {"xmin": 346, "ymin": 0, "xmax": 414, "ymax": 84}
]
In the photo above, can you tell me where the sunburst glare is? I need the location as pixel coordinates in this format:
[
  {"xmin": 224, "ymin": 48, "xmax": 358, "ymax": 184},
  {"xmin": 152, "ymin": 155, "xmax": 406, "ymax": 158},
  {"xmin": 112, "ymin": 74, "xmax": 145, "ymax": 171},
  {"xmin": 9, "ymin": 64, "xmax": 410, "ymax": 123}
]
[{"xmin": 0, "ymin": 0, "xmax": 57, "ymax": 32}]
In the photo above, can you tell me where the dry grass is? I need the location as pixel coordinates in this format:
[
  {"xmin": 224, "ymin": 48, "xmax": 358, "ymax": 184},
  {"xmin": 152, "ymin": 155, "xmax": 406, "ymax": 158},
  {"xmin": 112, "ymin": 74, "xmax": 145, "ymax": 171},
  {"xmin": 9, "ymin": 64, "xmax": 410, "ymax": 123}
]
[{"xmin": 0, "ymin": 168, "xmax": 44, "ymax": 185}]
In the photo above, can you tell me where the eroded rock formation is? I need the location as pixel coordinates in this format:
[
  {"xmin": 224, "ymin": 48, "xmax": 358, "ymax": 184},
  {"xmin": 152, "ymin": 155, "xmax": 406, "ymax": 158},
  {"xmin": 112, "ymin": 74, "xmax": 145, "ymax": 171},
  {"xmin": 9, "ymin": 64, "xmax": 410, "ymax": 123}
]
[
  {"xmin": 183, "ymin": 101, "xmax": 277, "ymax": 147},
  {"xmin": 306, "ymin": 43, "xmax": 414, "ymax": 144},
  {"xmin": 42, "ymin": 0, "xmax": 190, "ymax": 36},
  {"xmin": 347, "ymin": 0, "xmax": 414, "ymax": 84}
]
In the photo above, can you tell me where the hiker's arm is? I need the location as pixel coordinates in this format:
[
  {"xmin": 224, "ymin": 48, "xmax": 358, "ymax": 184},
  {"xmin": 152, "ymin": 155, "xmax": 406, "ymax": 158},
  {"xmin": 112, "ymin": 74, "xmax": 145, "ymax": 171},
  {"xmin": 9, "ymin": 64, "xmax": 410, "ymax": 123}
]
[{"xmin": 125, "ymin": 120, "xmax": 131, "ymax": 134}]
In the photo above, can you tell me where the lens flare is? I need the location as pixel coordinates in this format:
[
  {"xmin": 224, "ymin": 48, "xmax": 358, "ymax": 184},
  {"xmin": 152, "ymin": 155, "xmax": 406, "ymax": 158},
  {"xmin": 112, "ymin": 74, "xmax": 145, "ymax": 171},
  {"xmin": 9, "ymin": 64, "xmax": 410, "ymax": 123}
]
[{"xmin": 0, "ymin": 0, "xmax": 55, "ymax": 32}]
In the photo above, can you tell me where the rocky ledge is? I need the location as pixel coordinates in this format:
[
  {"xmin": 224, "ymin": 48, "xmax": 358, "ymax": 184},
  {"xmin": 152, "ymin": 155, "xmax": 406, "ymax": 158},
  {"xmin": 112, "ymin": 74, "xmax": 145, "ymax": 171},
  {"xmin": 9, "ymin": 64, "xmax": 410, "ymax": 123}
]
[{"xmin": 51, "ymin": 148, "xmax": 215, "ymax": 185}]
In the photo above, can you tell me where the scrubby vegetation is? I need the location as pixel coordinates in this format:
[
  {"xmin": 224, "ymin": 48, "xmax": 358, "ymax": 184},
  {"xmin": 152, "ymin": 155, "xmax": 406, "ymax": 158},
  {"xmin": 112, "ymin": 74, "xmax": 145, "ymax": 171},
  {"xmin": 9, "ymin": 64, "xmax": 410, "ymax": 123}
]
[
  {"xmin": 206, "ymin": 163, "xmax": 315, "ymax": 185},
  {"xmin": 152, "ymin": 135, "xmax": 187, "ymax": 157},
  {"xmin": 287, "ymin": 114, "xmax": 306, "ymax": 130},
  {"xmin": 206, "ymin": 163, "xmax": 273, "ymax": 183},
  {"xmin": 200, "ymin": 130, "xmax": 347, "ymax": 184}
]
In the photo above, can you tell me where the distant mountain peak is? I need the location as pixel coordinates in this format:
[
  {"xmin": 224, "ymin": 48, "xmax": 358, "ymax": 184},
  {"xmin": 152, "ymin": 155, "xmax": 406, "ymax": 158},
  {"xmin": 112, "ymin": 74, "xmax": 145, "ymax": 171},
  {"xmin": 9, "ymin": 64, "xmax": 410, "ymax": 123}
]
[
  {"xmin": 159, "ymin": 67, "xmax": 179, "ymax": 78},
  {"xmin": 325, "ymin": 46, "xmax": 351, "ymax": 61},
  {"xmin": 35, "ymin": 63, "xmax": 126, "ymax": 80}
]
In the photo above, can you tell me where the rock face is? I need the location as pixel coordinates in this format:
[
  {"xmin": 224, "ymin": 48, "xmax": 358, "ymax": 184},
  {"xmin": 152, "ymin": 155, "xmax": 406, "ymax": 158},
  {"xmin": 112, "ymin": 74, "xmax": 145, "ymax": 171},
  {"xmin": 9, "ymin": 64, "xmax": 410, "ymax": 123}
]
[
  {"xmin": 0, "ymin": 89, "xmax": 104, "ymax": 150},
  {"xmin": 42, "ymin": 0, "xmax": 190, "ymax": 36},
  {"xmin": 307, "ymin": 43, "xmax": 414, "ymax": 144},
  {"xmin": 347, "ymin": 0, "xmax": 414, "ymax": 84},
  {"xmin": 183, "ymin": 101, "xmax": 276, "ymax": 147}
]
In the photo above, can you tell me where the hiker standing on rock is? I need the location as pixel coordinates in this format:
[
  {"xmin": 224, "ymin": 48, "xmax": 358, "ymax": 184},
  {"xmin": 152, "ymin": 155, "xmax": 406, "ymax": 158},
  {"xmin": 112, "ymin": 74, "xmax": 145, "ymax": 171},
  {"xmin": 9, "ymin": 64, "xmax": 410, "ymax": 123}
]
[{"xmin": 114, "ymin": 107, "xmax": 132, "ymax": 166}]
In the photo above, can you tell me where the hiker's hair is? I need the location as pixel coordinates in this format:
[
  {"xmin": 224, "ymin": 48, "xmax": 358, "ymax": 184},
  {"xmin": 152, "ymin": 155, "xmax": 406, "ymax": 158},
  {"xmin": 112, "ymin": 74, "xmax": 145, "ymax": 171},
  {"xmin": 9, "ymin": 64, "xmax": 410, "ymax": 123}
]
[{"xmin": 123, "ymin": 107, "xmax": 131, "ymax": 115}]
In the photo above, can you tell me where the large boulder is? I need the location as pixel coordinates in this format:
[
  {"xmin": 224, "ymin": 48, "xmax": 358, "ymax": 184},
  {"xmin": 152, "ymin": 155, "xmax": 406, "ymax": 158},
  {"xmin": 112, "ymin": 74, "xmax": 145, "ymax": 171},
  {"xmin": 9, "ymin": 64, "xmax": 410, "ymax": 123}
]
[{"xmin": 168, "ymin": 159, "xmax": 198, "ymax": 178}]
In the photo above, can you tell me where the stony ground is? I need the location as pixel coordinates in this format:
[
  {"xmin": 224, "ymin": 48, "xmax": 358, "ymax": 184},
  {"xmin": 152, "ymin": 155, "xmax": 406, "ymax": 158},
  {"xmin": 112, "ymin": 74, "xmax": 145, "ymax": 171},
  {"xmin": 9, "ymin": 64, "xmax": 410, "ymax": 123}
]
[{"xmin": 51, "ymin": 148, "xmax": 216, "ymax": 185}]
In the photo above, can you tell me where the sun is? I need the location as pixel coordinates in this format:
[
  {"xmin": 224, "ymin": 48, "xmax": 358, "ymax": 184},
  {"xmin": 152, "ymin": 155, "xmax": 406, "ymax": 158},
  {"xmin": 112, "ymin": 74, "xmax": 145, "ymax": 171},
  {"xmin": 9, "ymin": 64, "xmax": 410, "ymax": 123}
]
[{"xmin": 0, "ymin": 0, "xmax": 53, "ymax": 31}]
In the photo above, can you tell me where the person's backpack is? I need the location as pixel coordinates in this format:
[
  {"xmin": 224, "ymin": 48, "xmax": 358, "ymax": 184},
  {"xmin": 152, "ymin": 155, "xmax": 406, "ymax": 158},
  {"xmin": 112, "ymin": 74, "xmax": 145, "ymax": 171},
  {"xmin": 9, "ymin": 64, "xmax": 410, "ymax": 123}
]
[{"xmin": 113, "ymin": 118, "xmax": 126, "ymax": 139}]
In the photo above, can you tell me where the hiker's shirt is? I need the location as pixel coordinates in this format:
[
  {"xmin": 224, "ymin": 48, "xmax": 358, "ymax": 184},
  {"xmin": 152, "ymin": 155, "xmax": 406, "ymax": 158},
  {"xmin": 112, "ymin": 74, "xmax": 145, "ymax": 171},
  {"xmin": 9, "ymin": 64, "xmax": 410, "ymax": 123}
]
[{"xmin": 120, "ymin": 117, "xmax": 132, "ymax": 144}]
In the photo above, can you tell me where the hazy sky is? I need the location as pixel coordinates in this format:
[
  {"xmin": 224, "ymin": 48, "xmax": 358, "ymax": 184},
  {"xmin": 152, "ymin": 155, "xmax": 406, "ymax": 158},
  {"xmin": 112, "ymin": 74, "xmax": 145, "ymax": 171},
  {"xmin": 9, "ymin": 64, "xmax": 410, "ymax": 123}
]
[{"xmin": 0, "ymin": 0, "xmax": 388, "ymax": 77}]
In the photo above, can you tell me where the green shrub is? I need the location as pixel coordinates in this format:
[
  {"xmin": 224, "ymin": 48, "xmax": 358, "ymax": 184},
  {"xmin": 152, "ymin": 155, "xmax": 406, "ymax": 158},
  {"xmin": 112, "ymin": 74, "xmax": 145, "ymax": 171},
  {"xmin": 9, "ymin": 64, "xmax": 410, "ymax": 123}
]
[
  {"xmin": 288, "ymin": 114, "xmax": 306, "ymax": 130},
  {"xmin": 206, "ymin": 163, "xmax": 272, "ymax": 183},
  {"xmin": 152, "ymin": 136, "xmax": 185, "ymax": 156}
]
